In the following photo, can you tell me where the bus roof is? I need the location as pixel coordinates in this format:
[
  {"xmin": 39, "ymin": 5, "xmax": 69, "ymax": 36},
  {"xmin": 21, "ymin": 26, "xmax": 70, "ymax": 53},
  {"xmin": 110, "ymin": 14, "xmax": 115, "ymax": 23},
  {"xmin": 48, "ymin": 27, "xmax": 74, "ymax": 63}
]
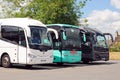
[
  {"xmin": 79, "ymin": 26, "xmax": 103, "ymax": 35},
  {"xmin": 0, "ymin": 18, "xmax": 46, "ymax": 28},
  {"xmin": 47, "ymin": 24, "xmax": 79, "ymax": 28},
  {"xmin": 0, "ymin": 18, "xmax": 46, "ymax": 37}
]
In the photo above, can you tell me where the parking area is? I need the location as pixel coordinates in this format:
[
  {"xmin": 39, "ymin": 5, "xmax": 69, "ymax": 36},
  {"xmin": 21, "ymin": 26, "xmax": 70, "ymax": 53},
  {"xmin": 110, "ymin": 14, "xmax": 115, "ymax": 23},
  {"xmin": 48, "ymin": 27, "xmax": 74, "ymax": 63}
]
[{"xmin": 0, "ymin": 60, "xmax": 120, "ymax": 80}]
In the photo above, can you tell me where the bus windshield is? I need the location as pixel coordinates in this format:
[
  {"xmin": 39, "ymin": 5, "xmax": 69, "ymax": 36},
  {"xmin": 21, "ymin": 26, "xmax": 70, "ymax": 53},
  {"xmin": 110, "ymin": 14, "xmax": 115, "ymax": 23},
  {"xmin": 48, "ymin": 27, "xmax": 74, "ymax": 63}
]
[
  {"xmin": 62, "ymin": 27, "xmax": 81, "ymax": 50},
  {"xmin": 28, "ymin": 26, "xmax": 52, "ymax": 49},
  {"xmin": 95, "ymin": 34, "xmax": 108, "ymax": 48}
]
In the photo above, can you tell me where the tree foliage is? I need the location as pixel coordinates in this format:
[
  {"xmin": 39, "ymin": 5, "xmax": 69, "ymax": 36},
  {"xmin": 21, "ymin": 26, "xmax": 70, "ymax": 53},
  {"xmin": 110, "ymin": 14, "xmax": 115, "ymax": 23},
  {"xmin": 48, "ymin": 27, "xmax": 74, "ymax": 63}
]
[
  {"xmin": 110, "ymin": 42, "xmax": 120, "ymax": 52},
  {"xmin": 1, "ymin": 0, "xmax": 88, "ymax": 25}
]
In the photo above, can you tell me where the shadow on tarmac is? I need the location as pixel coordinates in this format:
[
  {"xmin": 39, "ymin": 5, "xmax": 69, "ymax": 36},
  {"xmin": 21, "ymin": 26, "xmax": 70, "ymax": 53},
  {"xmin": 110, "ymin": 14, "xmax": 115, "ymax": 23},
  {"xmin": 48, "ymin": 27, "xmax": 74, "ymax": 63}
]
[{"xmin": 0, "ymin": 60, "xmax": 119, "ymax": 70}]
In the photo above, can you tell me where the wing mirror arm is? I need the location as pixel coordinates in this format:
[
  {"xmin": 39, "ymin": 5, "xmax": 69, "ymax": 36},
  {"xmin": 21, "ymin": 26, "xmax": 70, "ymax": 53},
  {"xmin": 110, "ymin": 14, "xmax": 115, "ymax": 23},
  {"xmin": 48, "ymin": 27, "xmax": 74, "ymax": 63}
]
[{"xmin": 103, "ymin": 33, "xmax": 114, "ymax": 42}]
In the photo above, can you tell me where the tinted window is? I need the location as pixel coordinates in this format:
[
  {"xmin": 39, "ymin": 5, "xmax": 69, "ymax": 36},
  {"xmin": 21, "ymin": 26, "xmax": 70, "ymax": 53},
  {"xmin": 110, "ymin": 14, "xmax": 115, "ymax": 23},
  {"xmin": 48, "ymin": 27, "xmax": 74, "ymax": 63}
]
[
  {"xmin": 1, "ymin": 26, "xmax": 19, "ymax": 44},
  {"xmin": 1, "ymin": 26, "xmax": 26, "ymax": 47}
]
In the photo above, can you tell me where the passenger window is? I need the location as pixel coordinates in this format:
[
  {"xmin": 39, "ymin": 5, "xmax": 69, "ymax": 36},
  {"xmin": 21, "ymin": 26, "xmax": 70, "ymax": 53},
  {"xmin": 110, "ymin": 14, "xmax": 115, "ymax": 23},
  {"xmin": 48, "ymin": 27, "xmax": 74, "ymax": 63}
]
[
  {"xmin": 1, "ymin": 26, "xmax": 26, "ymax": 47},
  {"xmin": 1, "ymin": 26, "xmax": 19, "ymax": 44}
]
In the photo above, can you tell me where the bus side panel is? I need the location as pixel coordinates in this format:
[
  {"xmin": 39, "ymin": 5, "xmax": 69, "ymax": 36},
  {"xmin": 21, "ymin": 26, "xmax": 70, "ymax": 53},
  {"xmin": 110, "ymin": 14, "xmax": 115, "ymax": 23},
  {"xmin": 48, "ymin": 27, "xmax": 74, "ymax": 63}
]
[
  {"xmin": 0, "ymin": 40, "xmax": 18, "ymax": 64},
  {"xmin": 18, "ymin": 46, "xmax": 27, "ymax": 64}
]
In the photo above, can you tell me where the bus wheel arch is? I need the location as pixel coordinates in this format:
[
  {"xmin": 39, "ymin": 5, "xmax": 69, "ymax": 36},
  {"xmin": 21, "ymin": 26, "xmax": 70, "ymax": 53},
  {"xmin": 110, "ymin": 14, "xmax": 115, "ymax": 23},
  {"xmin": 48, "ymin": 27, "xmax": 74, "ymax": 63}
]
[
  {"xmin": 82, "ymin": 59, "xmax": 90, "ymax": 64},
  {"xmin": 1, "ymin": 53, "xmax": 12, "ymax": 68}
]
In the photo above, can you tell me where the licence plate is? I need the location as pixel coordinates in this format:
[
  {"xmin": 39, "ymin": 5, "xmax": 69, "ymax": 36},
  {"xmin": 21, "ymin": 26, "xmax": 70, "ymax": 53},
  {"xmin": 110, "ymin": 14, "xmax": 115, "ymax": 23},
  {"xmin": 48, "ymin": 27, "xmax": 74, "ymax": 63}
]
[{"xmin": 70, "ymin": 50, "xmax": 77, "ymax": 54}]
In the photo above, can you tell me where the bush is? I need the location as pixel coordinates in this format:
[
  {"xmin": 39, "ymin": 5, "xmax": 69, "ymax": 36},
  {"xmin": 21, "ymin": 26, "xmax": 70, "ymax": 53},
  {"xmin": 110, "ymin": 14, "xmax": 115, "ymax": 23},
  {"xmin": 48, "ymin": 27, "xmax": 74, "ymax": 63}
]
[{"xmin": 110, "ymin": 42, "xmax": 120, "ymax": 52}]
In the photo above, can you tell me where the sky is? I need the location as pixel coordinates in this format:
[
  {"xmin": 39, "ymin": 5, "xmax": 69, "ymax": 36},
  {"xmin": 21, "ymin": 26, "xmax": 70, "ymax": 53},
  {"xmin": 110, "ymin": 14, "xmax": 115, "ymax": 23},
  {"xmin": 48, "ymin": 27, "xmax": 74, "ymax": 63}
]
[{"xmin": 81, "ymin": 0, "xmax": 120, "ymax": 38}]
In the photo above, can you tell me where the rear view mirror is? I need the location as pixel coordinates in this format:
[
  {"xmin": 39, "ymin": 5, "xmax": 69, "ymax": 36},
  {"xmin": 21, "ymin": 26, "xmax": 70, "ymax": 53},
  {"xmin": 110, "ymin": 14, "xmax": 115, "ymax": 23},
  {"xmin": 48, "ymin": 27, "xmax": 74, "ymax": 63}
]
[
  {"xmin": 80, "ymin": 29, "xmax": 86, "ymax": 43},
  {"xmin": 103, "ymin": 33, "xmax": 114, "ymax": 42},
  {"xmin": 83, "ymin": 34, "xmax": 86, "ymax": 42},
  {"xmin": 62, "ymin": 32, "xmax": 67, "ymax": 40},
  {"xmin": 93, "ymin": 34, "xmax": 97, "ymax": 42}
]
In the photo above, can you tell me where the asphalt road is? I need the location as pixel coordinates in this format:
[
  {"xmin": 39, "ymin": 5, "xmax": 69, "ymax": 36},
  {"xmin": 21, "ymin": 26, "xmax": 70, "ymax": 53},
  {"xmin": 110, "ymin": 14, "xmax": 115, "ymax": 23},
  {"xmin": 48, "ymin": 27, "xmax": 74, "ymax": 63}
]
[{"xmin": 0, "ymin": 60, "xmax": 120, "ymax": 80}]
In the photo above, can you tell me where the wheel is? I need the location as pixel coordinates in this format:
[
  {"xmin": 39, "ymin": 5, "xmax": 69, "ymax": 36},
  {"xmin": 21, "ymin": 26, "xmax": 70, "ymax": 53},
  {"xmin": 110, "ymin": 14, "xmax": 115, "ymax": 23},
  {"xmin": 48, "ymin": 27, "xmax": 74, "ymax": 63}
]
[
  {"xmin": 83, "ymin": 60, "xmax": 89, "ymax": 64},
  {"xmin": 57, "ymin": 63, "xmax": 64, "ymax": 66},
  {"xmin": 2, "ymin": 54, "xmax": 11, "ymax": 68},
  {"xmin": 25, "ymin": 65, "xmax": 32, "ymax": 69}
]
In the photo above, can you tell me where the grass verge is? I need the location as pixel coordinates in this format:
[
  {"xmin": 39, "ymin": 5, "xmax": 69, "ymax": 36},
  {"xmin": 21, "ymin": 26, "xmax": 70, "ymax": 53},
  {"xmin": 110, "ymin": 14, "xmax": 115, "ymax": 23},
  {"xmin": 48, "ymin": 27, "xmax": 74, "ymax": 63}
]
[{"xmin": 110, "ymin": 52, "xmax": 120, "ymax": 60}]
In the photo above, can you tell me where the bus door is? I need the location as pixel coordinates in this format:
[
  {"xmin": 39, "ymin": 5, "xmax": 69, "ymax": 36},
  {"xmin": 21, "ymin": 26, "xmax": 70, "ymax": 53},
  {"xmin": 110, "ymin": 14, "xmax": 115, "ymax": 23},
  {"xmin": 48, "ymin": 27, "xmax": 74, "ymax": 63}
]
[
  {"xmin": 83, "ymin": 32, "xmax": 93, "ymax": 53},
  {"xmin": 18, "ymin": 28, "xmax": 27, "ymax": 64}
]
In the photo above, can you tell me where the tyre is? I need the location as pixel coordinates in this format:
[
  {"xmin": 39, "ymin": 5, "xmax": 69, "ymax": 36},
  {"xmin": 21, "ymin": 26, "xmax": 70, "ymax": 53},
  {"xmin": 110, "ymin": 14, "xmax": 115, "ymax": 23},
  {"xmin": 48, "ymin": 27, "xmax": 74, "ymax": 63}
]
[
  {"xmin": 83, "ymin": 60, "xmax": 89, "ymax": 64},
  {"xmin": 57, "ymin": 63, "xmax": 64, "ymax": 66},
  {"xmin": 25, "ymin": 65, "xmax": 32, "ymax": 69},
  {"xmin": 2, "ymin": 54, "xmax": 11, "ymax": 68}
]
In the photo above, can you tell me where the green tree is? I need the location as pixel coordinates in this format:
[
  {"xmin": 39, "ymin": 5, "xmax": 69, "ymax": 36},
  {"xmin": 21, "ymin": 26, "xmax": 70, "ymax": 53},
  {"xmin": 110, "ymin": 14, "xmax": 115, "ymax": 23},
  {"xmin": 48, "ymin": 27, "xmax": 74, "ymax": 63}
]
[
  {"xmin": 110, "ymin": 42, "xmax": 120, "ymax": 52},
  {"xmin": 2, "ymin": 0, "xmax": 88, "ymax": 25}
]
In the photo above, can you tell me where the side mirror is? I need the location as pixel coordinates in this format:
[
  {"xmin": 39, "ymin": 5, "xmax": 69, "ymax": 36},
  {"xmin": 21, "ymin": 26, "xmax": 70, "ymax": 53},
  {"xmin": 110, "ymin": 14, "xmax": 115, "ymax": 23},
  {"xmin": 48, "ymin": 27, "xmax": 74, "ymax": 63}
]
[
  {"xmin": 62, "ymin": 31, "xmax": 67, "ymax": 40},
  {"xmin": 83, "ymin": 34, "xmax": 86, "ymax": 42},
  {"xmin": 60, "ymin": 29, "xmax": 67, "ymax": 40},
  {"xmin": 47, "ymin": 28, "xmax": 59, "ymax": 39},
  {"xmin": 103, "ymin": 33, "xmax": 114, "ymax": 42},
  {"xmin": 80, "ymin": 30, "xmax": 86, "ymax": 43},
  {"xmin": 93, "ymin": 34, "xmax": 97, "ymax": 42}
]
